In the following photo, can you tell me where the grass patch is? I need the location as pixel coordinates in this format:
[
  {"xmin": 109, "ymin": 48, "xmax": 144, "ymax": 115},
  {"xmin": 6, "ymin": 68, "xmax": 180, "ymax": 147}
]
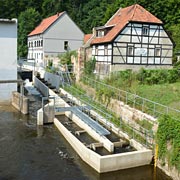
[{"xmin": 136, "ymin": 119, "xmax": 153, "ymax": 130}]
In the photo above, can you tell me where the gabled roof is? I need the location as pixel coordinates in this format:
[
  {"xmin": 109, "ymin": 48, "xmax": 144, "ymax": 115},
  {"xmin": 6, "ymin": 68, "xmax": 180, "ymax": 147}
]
[
  {"xmin": 91, "ymin": 4, "xmax": 163, "ymax": 45},
  {"xmin": 28, "ymin": 12, "xmax": 65, "ymax": 36},
  {"xmin": 84, "ymin": 34, "xmax": 93, "ymax": 44}
]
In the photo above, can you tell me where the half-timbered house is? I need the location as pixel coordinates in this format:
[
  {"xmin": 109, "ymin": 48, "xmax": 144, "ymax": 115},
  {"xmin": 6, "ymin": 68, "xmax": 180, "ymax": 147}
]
[{"xmin": 84, "ymin": 4, "xmax": 173, "ymax": 75}]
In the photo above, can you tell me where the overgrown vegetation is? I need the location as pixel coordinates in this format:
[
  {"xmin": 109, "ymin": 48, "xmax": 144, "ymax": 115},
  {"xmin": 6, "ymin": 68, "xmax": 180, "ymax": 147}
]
[
  {"xmin": 92, "ymin": 69, "xmax": 180, "ymax": 110},
  {"xmin": 45, "ymin": 60, "xmax": 58, "ymax": 73},
  {"xmin": 58, "ymin": 51, "xmax": 77, "ymax": 66},
  {"xmin": 105, "ymin": 68, "xmax": 180, "ymax": 87},
  {"xmin": 157, "ymin": 115, "xmax": 180, "ymax": 170},
  {"xmin": 136, "ymin": 119, "xmax": 153, "ymax": 130},
  {"xmin": 83, "ymin": 57, "xmax": 96, "ymax": 76},
  {"xmin": 137, "ymin": 68, "xmax": 180, "ymax": 85}
]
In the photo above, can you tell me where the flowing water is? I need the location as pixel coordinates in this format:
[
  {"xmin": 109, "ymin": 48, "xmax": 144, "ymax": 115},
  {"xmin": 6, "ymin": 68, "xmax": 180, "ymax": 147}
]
[{"xmin": 0, "ymin": 104, "xmax": 172, "ymax": 180}]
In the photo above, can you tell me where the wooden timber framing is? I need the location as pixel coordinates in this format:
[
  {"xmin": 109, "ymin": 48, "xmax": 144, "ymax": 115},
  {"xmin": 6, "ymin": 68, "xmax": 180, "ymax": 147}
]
[{"xmin": 93, "ymin": 22, "xmax": 173, "ymax": 66}]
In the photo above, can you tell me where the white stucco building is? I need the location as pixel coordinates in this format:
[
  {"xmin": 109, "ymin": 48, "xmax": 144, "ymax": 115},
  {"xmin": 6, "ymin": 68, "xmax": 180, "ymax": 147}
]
[
  {"xmin": 0, "ymin": 19, "xmax": 17, "ymax": 103},
  {"xmin": 27, "ymin": 12, "xmax": 84, "ymax": 67}
]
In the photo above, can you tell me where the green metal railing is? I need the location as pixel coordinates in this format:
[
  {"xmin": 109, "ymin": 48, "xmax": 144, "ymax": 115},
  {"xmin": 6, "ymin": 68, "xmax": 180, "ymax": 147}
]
[{"xmin": 82, "ymin": 76, "xmax": 180, "ymax": 122}]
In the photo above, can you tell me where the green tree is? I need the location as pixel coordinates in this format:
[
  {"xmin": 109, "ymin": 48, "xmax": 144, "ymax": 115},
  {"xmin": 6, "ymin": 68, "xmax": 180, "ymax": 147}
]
[
  {"xmin": 42, "ymin": 0, "xmax": 64, "ymax": 17},
  {"xmin": 18, "ymin": 8, "xmax": 41, "ymax": 57}
]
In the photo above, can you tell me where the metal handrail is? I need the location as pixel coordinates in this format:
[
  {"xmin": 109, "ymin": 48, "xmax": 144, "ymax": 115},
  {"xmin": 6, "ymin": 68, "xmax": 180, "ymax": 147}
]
[{"xmin": 82, "ymin": 76, "xmax": 180, "ymax": 121}]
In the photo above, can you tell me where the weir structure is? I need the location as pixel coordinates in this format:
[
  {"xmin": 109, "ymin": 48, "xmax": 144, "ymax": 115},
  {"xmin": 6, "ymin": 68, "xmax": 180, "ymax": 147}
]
[
  {"xmin": 0, "ymin": 80, "xmax": 29, "ymax": 114},
  {"xmin": 35, "ymin": 75, "xmax": 152, "ymax": 173}
]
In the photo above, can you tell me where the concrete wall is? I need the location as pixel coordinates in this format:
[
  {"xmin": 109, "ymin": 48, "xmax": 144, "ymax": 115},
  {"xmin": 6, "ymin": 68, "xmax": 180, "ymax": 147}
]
[
  {"xmin": 34, "ymin": 77, "xmax": 49, "ymax": 97},
  {"xmin": 0, "ymin": 19, "xmax": 17, "ymax": 103},
  {"xmin": 110, "ymin": 64, "xmax": 172, "ymax": 72},
  {"xmin": 54, "ymin": 117, "xmax": 152, "ymax": 173},
  {"xmin": 64, "ymin": 110, "xmax": 114, "ymax": 152},
  {"xmin": 39, "ymin": 88, "xmax": 153, "ymax": 173},
  {"xmin": 54, "ymin": 118, "xmax": 101, "ymax": 172},
  {"xmin": 44, "ymin": 72, "xmax": 62, "ymax": 90},
  {"xmin": 99, "ymin": 149, "xmax": 152, "ymax": 172},
  {"xmin": 11, "ymin": 91, "xmax": 29, "ymax": 114}
]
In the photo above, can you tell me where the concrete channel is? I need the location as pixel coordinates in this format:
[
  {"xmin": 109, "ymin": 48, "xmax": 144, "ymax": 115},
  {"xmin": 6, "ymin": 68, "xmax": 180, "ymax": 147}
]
[{"xmin": 35, "ymin": 81, "xmax": 153, "ymax": 173}]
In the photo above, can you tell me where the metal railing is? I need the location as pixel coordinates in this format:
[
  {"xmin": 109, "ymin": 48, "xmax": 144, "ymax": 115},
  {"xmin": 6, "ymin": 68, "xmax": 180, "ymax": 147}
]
[
  {"xmin": 82, "ymin": 76, "xmax": 180, "ymax": 122},
  {"xmin": 64, "ymin": 83, "xmax": 154, "ymax": 148},
  {"xmin": 63, "ymin": 84, "xmax": 112, "ymax": 123},
  {"xmin": 58, "ymin": 64, "xmax": 73, "ymax": 87}
]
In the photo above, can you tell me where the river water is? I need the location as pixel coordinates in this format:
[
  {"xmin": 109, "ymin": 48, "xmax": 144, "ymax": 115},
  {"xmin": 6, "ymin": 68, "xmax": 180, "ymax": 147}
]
[{"xmin": 0, "ymin": 105, "xmax": 172, "ymax": 180}]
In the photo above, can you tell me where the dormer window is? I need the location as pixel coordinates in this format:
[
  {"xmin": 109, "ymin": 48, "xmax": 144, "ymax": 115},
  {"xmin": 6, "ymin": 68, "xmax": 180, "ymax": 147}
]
[
  {"xmin": 96, "ymin": 30, "xmax": 104, "ymax": 37},
  {"xmin": 142, "ymin": 27, "xmax": 149, "ymax": 36}
]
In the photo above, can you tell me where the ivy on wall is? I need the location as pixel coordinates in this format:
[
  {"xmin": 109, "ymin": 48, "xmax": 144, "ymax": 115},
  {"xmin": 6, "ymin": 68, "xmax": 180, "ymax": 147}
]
[{"xmin": 157, "ymin": 115, "xmax": 180, "ymax": 170}]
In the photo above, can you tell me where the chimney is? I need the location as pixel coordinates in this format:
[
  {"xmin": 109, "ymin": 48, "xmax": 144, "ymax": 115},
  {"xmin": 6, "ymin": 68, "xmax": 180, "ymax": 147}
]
[{"xmin": 93, "ymin": 28, "xmax": 97, "ymax": 37}]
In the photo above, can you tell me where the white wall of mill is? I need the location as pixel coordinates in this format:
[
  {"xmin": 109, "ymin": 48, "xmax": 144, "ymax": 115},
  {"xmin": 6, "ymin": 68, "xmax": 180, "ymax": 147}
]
[
  {"xmin": 28, "ymin": 12, "xmax": 84, "ymax": 63},
  {"xmin": 0, "ymin": 19, "xmax": 17, "ymax": 103},
  {"xmin": 44, "ymin": 13, "xmax": 84, "ymax": 56},
  {"xmin": 28, "ymin": 35, "xmax": 43, "ymax": 64}
]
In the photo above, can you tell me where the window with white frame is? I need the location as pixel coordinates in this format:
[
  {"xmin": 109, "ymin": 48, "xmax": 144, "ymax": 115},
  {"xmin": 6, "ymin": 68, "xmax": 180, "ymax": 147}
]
[
  {"xmin": 96, "ymin": 30, "xmax": 104, "ymax": 37},
  {"xmin": 104, "ymin": 45, "xmax": 108, "ymax": 55},
  {"xmin": 127, "ymin": 46, "xmax": 134, "ymax": 56},
  {"xmin": 142, "ymin": 27, "xmax": 149, "ymax": 35},
  {"xmin": 155, "ymin": 48, "xmax": 161, "ymax": 57},
  {"xmin": 95, "ymin": 46, "xmax": 98, "ymax": 55}
]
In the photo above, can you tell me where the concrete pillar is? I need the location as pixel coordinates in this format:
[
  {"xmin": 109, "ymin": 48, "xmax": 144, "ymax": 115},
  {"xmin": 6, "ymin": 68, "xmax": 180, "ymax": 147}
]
[
  {"xmin": 11, "ymin": 91, "xmax": 29, "ymax": 114},
  {"xmin": 37, "ymin": 109, "xmax": 44, "ymax": 125}
]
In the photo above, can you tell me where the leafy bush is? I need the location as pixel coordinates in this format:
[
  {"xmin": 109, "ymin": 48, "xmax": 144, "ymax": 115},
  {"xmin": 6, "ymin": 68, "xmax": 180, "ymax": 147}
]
[
  {"xmin": 157, "ymin": 115, "xmax": 180, "ymax": 170},
  {"xmin": 84, "ymin": 57, "xmax": 96, "ymax": 75},
  {"xmin": 58, "ymin": 51, "xmax": 77, "ymax": 65},
  {"xmin": 96, "ymin": 85, "xmax": 115, "ymax": 108},
  {"xmin": 136, "ymin": 119, "xmax": 153, "ymax": 130},
  {"xmin": 137, "ymin": 68, "xmax": 180, "ymax": 85},
  {"xmin": 104, "ymin": 69, "xmax": 135, "ymax": 88}
]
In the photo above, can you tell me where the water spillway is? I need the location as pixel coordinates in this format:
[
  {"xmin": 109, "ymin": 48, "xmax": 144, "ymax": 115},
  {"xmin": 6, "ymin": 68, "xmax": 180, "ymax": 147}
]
[
  {"xmin": 35, "ymin": 87, "xmax": 151, "ymax": 173},
  {"xmin": 56, "ymin": 115, "xmax": 136, "ymax": 156},
  {"xmin": 0, "ymin": 105, "xmax": 172, "ymax": 179},
  {"xmin": 33, "ymin": 76, "xmax": 152, "ymax": 172}
]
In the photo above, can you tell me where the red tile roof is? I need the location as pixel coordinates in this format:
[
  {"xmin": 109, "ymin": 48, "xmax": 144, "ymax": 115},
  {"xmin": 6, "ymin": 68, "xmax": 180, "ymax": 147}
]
[
  {"xmin": 91, "ymin": 4, "xmax": 163, "ymax": 45},
  {"xmin": 28, "ymin": 12, "xmax": 65, "ymax": 36},
  {"xmin": 84, "ymin": 34, "xmax": 93, "ymax": 44}
]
